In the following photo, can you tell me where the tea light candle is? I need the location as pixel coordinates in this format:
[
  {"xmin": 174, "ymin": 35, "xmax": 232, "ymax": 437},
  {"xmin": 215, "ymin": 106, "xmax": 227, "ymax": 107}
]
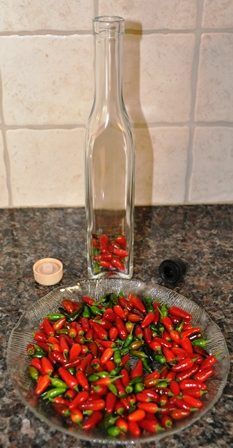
[{"xmin": 33, "ymin": 258, "xmax": 63, "ymax": 286}]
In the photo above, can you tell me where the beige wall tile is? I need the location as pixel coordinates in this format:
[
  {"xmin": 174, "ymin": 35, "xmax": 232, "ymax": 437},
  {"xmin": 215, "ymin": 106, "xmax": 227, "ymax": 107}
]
[
  {"xmin": 203, "ymin": 0, "xmax": 233, "ymax": 28},
  {"xmin": 124, "ymin": 34, "xmax": 194, "ymax": 123},
  {"xmin": 195, "ymin": 34, "xmax": 233, "ymax": 122},
  {"xmin": 0, "ymin": 36, "xmax": 93, "ymax": 125},
  {"xmin": 0, "ymin": 0, "xmax": 94, "ymax": 31},
  {"xmin": 190, "ymin": 127, "xmax": 233, "ymax": 203},
  {"xmin": 0, "ymin": 133, "xmax": 8, "ymax": 207},
  {"xmin": 7, "ymin": 129, "xmax": 85, "ymax": 207},
  {"xmin": 135, "ymin": 127, "xmax": 189, "ymax": 205},
  {"xmin": 99, "ymin": 0, "xmax": 197, "ymax": 30}
]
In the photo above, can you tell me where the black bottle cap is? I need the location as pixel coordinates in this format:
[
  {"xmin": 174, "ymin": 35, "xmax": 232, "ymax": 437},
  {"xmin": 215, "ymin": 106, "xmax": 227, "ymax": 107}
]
[{"xmin": 158, "ymin": 259, "xmax": 187, "ymax": 285}]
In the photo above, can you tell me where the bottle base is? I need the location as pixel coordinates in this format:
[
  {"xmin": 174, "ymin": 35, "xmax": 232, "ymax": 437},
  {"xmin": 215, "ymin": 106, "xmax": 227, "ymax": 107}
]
[{"xmin": 87, "ymin": 267, "xmax": 133, "ymax": 280}]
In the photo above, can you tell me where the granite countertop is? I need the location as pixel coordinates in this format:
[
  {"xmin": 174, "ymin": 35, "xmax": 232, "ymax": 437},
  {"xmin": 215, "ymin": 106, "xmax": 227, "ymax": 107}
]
[{"xmin": 0, "ymin": 205, "xmax": 232, "ymax": 448}]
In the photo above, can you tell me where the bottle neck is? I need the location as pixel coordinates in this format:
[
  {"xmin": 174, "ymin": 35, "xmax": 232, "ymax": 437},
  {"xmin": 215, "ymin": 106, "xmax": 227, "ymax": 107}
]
[{"xmin": 94, "ymin": 31, "xmax": 123, "ymax": 113}]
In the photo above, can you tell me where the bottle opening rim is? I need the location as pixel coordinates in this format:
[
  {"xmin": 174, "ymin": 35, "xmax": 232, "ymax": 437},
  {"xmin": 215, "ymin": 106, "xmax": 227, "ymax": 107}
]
[{"xmin": 93, "ymin": 16, "xmax": 125, "ymax": 34}]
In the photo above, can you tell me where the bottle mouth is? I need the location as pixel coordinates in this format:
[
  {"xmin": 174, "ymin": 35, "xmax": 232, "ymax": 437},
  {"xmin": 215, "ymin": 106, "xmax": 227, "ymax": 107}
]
[{"xmin": 93, "ymin": 16, "xmax": 125, "ymax": 34}]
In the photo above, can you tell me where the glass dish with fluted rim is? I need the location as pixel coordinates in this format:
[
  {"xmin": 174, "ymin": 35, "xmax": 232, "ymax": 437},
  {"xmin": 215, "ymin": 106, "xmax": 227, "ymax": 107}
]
[{"xmin": 7, "ymin": 279, "xmax": 230, "ymax": 445}]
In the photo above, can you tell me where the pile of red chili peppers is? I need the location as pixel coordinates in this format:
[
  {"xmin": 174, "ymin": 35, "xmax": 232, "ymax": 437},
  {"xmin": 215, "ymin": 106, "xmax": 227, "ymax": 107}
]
[
  {"xmin": 27, "ymin": 292, "xmax": 217, "ymax": 438},
  {"xmin": 91, "ymin": 234, "xmax": 128, "ymax": 273}
]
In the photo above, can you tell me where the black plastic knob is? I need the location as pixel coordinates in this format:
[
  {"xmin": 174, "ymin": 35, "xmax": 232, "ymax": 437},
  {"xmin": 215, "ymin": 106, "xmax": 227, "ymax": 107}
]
[{"xmin": 158, "ymin": 259, "xmax": 187, "ymax": 285}]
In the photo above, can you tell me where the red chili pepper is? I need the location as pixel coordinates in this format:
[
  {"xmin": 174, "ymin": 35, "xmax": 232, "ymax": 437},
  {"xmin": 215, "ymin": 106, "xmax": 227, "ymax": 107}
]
[
  {"xmin": 61, "ymin": 299, "xmax": 76, "ymax": 313},
  {"xmin": 144, "ymin": 370, "xmax": 160, "ymax": 387},
  {"xmin": 115, "ymin": 235, "xmax": 127, "ymax": 248},
  {"xmin": 116, "ymin": 417, "xmax": 128, "ymax": 433},
  {"xmin": 169, "ymin": 307, "xmax": 191, "ymax": 322},
  {"xmin": 76, "ymin": 371, "xmax": 89, "ymax": 390},
  {"xmin": 69, "ymin": 391, "xmax": 89, "ymax": 410},
  {"xmin": 136, "ymin": 390, "xmax": 159, "ymax": 402},
  {"xmin": 92, "ymin": 322, "xmax": 108, "ymax": 340},
  {"xmin": 128, "ymin": 313, "xmax": 142, "ymax": 323},
  {"xmin": 194, "ymin": 368, "xmax": 214, "ymax": 382},
  {"xmin": 42, "ymin": 318, "xmax": 54, "ymax": 337},
  {"xmin": 86, "ymin": 329, "xmax": 94, "ymax": 340},
  {"xmin": 53, "ymin": 317, "xmax": 67, "ymax": 332},
  {"xmin": 171, "ymin": 409, "xmax": 190, "ymax": 420},
  {"xmin": 105, "ymin": 392, "xmax": 117, "ymax": 413},
  {"xmin": 170, "ymin": 380, "xmax": 180, "ymax": 396},
  {"xmin": 65, "ymin": 388, "xmax": 76, "ymax": 400},
  {"xmin": 49, "ymin": 350, "xmax": 65, "ymax": 365},
  {"xmin": 111, "ymin": 258, "xmax": 124, "ymax": 271},
  {"xmin": 182, "ymin": 327, "xmax": 201, "ymax": 339},
  {"xmin": 115, "ymin": 316, "xmax": 127, "ymax": 339},
  {"xmin": 161, "ymin": 316, "xmax": 173, "ymax": 332},
  {"xmin": 34, "ymin": 331, "xmax": 47, "ymax": 343},
  {"xmin": 180, "ymin": 338, "xmax": 193, "ymax": 355},
  {"xmin": 199, "ymin": 355, "xmax": 217, "ymax": 371},
  {"xmin": 166, "ymin": 371, "xmax": 175, "ymax": 381},
  {"xmin": 115, "ymin": 379, "xmax": 125, "ymax": 397},
  {"xmin": 100, "ymin": 348, "xmax": 114, "ymax": 365},
  {"xmin": 82, "ymin": 296, "xmax": 94, "ymax": 306},
  {"xmin": 105, "ymin": 360, "xmax": 116, "ymax": 372},
  {"xmin": 58, "ymin": 367, "xmax": 78, "ymax": 389},
  {"xmin": 80, "ymin": 399, "xmax": 105, "ymax": 411},
  {"xmin": 137, "ymin": 402, "xmax": 158, "ymax": 413},
  {"xmin": 150, "ymin": 339, "xmax": 162, "ymax": 351},
  {"xmin": 41, "ymin": 357, "xmax": 53, "ymax": 375},
  {"xmin": 53, "ymin": 396, "xmax": 69, "ymax": 406},
  {"xmin": 80, "ymin": 317, "xmax": 90, "ymax": 332},
  {"xmin": 163, "ymin": 347, "xmax": 176, "ymax": 363},
  {"xmin": 128, "ymin": 409, "xmax": 145, "ymax": 422},
  {"xmin": 121, "ymin": 368, "xmax": 130, "ymax": 387},
  {"xmin": 131, "ymin": 359, "xmax": 143, "ymax": 379},
  {"xmin": 183, "ymin": 389, "xmax": 205, "ymax": 398},
  {"xmin": 30, "ymin": 357, "xmax": 42, "ymax": 372},
  {"xmin": 142, "ymin": 327, "xmax": 151, "ymax": 345},
  {"xmin": 122, "ymin": 353, "xmax": 130, "ymax": 365},
  {"xmin": 139, "ymin": 417, "xmax": 161, "ymax": 434},
  {"xmin": 113, "ymin": 304, "xmax": 127, "ymax": 320},
  {"xmin": 109, "ymin": 327, "xmax": 118, "ymax": 341},
  {"xmin": 103, "ymin": 308, "xmax": 116, "ymax": 322},
  {"xmin": 161, "ymin": 415, "xmax": 173, "ymax": 428},
  {"xmin": 169, "ymin": 329, "xmax": 180, "ymax": 344},
  {"xmin": 59, "ymin": 335, "xmax": 69, "ymax": 357},
  {"xmin": 35, "ymin": 374, "xmax": 51, "ymax": 395},
  {"xmin": 172, "ymin": 358, "xmax": 195, "ymax": 372},
  {"xmin": 82, "ymin": 411, "xmax": 103, "ymax": 430},
  {"xmin": 112, "ymin": 247, "xmax": 128, "ymax": 258},
  {"xmin": 159, "ymin": 394, "xmax": 168, "ymax": 407},
  {"xmin": 128, "ymin": 421, "xmax": 141, "ymax": 437},
  {"xmin": 180, "ymin": 379, "xmax": 204, "ymax": 391},
  {"xmin": 182, "ymin": 394, "xmax": 203, "ymax": 409},
  {"xmin": 69, "ymin": 343, "xmax": 81, "ymax": 362},
  {"xmin": 70, "ymin": 409, "xmax": 83, "ymax": 424},
  {"xmin": 141, "ymin": 312, "xmax": 155, "ymax": 328},
  {"xmin": 172, "ymin": 347, "xmax": 187, "ymax": 359},
  {"xmin": 129, "ymin": 294, "xmax": 146, "ymax": 314}
]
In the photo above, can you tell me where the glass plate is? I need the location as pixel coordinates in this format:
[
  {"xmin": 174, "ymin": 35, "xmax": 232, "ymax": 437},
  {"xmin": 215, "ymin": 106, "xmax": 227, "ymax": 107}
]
[{"xmin": 7, "ymin": 279, "xmax": 230, "ymax": 445}]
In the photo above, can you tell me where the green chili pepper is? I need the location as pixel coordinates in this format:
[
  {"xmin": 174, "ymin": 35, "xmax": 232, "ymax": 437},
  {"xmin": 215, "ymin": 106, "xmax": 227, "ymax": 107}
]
[
  {"xmin": 130, "ymin": 340, "xmax": 143, "ymax": 350},
  {"xmin": 110, "ymin": 367, "xmax": 121, "ymax": 376},
  {"xmin": 143, "ymin": 296, "xmax": 154, "ymax": 312},
  {"xmin": 108, "ymin": 383, "xmax": 118, "ymax": 396},
  {"xmin": 114, "ymin": 349, "xmax": 121, "ymax": 365},
  {"xmin": 150, "ymin": 324, "xmax": 159, "ymax": 334},
  {"xmin": 56, "ymin": 328, "xmax": 69, "ymax": 335},
  {"xmin": 68, "ymin": 367, "xmax": 76, "ymax": 375},
  {"xmin": 123, "ymin": 333, "xmax": 134, "ymax": 347},
  {"xmin": 154, "ymin": 354, "xmax": 166, "ymax": 364},
  {"xmin": 158, "ymin": 324, "xmax": 165, "ymax": 335},
  {"xmin": 125, "ymin": 385, "xmax": 134, "ymax": 394},
  {"xmin": 98, "ymin": 371, "xmax": 109, "ymax": 378},
  {"xmin": 93, "ymin": 261, "xmax": 101, "ymax": 275},
  {"xmin": 83, "ymin": 306, "xmax": 91, "ymax": 318},
  {"xmin": 42, "ymin": 387, "xmax": 67, "ymax": 400},
  {"xmin": 104, "ymin": 415, "xmax": 118, "ymax": 428},
  {"xmin": 50, "ymin": 377, "xmax": 67, "ymax": 389},
  {"xmin": 176, "ymin": 321, "xmax": 184, "ymax": 332},
  {"xmin": 156, "ymin": 380, "xmax": 169, "ymax": 388},
  {"xmin": 46, "ymin": 313, "xmax": 65, "ymax": 321},
  {"xmin": 130, "ymin": 376, "xmax": 143, "ymax": 385},
  {"xmin": 130, "ymin": 350, "xmax": 148, "ymax": 359},
  {"xmin": 192, "ymin": 338, "xmax": 208, "ymax": 348},
  {"xmin": 107, "ymin": 426, "xmax": 121, "ymax": 437},
  {"xmin": 159, "ymin": 304, "xmax": 168, "ymax": 318},
  {"xmin": 33, "ymin": 345, "xmax": 46, "ymax": 358},
  {"xmin": 142, "ymin": 357, "xmax": 153, "ymax": 373},
  {"xmin": 89, "ymin": 305, "xmax": 103, "ymax": 316},
  {"xmin": 83, "ymin": 410, "xmax": 93, "ymax": 416},
  {"xmin": 88, "ymin": 374, "xmax": 100, "ymax": 382},
  {"xmin": 28, "ymin": 366, "xmax": 39, "ymax": 381},
  {"xmin": 134, "ymin": 382, "xmax": 145, "ymax": 393}
]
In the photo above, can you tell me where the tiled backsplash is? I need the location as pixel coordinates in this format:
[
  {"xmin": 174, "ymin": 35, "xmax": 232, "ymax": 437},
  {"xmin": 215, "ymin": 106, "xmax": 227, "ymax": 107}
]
[{"xmin": 0, "ymin": 0, "xmax": 232, "ymax": 207}]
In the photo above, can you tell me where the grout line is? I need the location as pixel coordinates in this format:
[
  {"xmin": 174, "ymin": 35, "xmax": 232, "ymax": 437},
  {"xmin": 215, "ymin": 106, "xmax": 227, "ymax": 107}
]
[
  {"xmin": 94, "ymin": 0, "xmax": 99, "ymax": 17},
  {"xmin": 3, "ymin": 124, "xmax": 86, "ymax": 130},
  {"xmin": 184, "ymin": 0, "xmax": 204, "ymax": 203},
  {"xmin": 0, "ymin": 28, "xmax": 232, "ymax": 38},
  {"xmin": 0, "ymin": 72, "xmax": 13, "ymax": 207},
  {"xmin": 1, "ymin": 122, "xmax": 233, "ymax": 132}
]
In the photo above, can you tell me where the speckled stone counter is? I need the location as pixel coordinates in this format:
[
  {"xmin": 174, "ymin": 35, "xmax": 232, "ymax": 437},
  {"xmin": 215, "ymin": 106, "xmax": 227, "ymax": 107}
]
[{"xmin": 0, "ymin": 206, "xmax": 232, "ymax": 448}]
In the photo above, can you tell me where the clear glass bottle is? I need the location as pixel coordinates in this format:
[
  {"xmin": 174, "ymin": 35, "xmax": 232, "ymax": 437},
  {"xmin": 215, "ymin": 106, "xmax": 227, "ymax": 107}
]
[{"xmin": 85, "ymin": 16, "xmax": 135, "ymax": 279}]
